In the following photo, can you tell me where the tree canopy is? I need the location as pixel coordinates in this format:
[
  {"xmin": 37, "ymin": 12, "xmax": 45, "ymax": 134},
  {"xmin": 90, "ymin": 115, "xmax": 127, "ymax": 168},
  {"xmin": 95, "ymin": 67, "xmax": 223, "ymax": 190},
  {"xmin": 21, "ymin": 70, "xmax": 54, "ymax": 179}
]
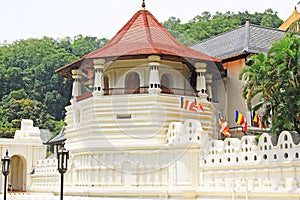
[
  {"xmin": 162, "ymin": 9, "xmax": 283, "ymax": 46},
  {"xmin": 0, "ymin": 35, "xmax": 108, "ymax": 137},
  {"xmin": 240, "ymin": 33, "xmax": 300, "ymax": 135}
]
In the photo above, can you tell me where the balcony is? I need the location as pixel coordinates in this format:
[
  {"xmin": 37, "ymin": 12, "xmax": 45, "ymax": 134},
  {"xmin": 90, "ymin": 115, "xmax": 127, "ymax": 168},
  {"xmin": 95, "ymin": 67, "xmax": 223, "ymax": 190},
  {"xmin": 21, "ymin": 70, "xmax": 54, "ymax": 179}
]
[{"xmin": 76, "ymin": 86, "xmax": 197, "ymax": 102}]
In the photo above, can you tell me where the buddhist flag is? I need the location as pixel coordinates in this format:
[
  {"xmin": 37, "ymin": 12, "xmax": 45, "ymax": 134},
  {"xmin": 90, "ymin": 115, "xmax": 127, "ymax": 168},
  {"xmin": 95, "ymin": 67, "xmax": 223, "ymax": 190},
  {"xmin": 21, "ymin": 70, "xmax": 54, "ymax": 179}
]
[
  {"xmin": 253, "ymin": 113, "xmax": 259, "ymax": 123},
  {"xmin": 218, "ymin": 116, "xmax": 231, "ymax": 138},
  {"xmin": 253, "ymin": 112, "xmax": 264, "ymax": 129},
  {"xmin": 235, "ymin": 110, "xmax": 248, "ymax": 132},
  {"xmin": 195, "ymin": 98, "xmax": 205, "ymax": 112},
  {"xmin": 180, "ymin": 97, "xmax": 197, "ymax": 112}
]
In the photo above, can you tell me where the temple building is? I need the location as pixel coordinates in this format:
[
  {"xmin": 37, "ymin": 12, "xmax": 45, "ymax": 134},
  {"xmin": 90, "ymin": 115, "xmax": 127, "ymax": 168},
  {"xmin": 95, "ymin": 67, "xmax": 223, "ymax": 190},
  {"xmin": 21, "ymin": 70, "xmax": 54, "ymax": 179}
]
[
  {"xmin": 1, "ymin": 2, "xmax": 299, "ymax": 200},
  {"xmin": 191, "ymin": 19, "xmax": 286, "ymax": 127},
  {"xmin": 278, "ymin": 6, "xmax": 300, "ymax": 32}
]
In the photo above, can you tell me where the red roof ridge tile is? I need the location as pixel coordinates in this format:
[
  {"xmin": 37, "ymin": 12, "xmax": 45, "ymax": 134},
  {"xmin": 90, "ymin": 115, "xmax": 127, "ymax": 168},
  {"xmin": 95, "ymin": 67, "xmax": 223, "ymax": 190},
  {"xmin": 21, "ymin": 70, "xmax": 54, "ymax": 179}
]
[
  {"xmin": 56, "ymin": 9, "xmax": 220, "ymax": 78},
  {"xmin": 84, "ymin": 9, "xmax": 219, "ymax": 62}
]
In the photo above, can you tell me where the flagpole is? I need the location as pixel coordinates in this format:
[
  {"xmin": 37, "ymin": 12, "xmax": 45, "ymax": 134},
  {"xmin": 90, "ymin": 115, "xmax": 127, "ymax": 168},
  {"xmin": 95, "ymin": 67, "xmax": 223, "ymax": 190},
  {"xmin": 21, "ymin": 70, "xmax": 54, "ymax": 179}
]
[
  {"xmin": 229, "ymin": 126, "xmax": 243, "ymax": 130},
  {"xmin": 229, "ymin": 126, "xmax": 248, "ymax": 134}
]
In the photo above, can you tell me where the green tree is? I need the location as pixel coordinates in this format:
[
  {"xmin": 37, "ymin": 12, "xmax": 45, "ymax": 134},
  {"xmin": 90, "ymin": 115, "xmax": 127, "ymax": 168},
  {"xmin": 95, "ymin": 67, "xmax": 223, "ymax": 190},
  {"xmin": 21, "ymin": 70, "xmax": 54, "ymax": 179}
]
[
  {"xmin": 162, "ymin": 9, "xmax": 283, "ymax": 45},
  {"xmin": 0, "ymin": 92, "xmax": 57, "ymax": 138},
  {"xmin": 0, "ymin": 35, "xmax": 109, "ymax": 136},
  {"xmin": 240, "ymin": 33, "xmax": 300, "ymax": 135},
  {"xmin": 71, "ymin": 34, "xmax": 109, "ymax": 57},
  {"xmin": 260, "ymin": 9, "xmax": 284, "ymax": 28}
]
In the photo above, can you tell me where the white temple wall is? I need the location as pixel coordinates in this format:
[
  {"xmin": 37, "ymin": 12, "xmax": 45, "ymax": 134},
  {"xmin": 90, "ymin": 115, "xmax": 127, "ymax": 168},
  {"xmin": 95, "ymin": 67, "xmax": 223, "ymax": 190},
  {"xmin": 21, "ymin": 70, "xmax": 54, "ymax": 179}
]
[
  {"xmin": 65, "ymin": 94, "xmax": 217, "ymax": 152},
  {"xmin": 27, "ymin": 130, "xmax": 300, "ymax": 199},
  {"xmin": 0, "ymin": 119, "xmax": 46, "ymax": 193},
  {"xmin": 223, "ymin": 59, "xmax": 248, "ymax": 127}
]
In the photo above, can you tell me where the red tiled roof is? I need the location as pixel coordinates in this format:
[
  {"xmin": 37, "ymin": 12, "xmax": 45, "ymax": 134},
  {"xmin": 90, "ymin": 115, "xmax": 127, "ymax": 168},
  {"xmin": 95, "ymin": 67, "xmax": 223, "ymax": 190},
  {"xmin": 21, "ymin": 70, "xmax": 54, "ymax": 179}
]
[
  {"xmin": 84, "ymin": 9, "xmax": 219, "ymax": 62},
  {"xmin": 56, "ymin": 9, "xmax": 220, "ymax": 79}
]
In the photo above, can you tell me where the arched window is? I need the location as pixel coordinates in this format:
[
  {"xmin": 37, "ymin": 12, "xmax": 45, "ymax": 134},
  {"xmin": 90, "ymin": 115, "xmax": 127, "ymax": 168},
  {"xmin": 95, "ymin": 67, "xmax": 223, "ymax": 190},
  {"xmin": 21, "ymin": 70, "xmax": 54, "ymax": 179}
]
[
  {"xmin": 125, "ymin": 72, "xmax": 140, "ymax": 94},
  {"xmin": 161, "ymin": 73, "xmax": 173, "ymax": 94}
]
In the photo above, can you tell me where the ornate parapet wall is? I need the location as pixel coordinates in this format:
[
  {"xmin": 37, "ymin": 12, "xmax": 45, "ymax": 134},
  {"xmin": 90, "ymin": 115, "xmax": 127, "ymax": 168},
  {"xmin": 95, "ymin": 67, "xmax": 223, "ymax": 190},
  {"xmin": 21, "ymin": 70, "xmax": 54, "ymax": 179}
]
[
  {"xmin": 199, "ymin": 131, "xmax": 300, "ymax": 199},
  {"xmin": 29, "ymin": 158, "xmax": 59, "ymax": 192},
  {"xmin": 27, "ymin": 128, "xmax": 300, "ymax": 199},
  {"xmin": 28, "ymin": 119, "xmax": 207, "ymax": 197}
]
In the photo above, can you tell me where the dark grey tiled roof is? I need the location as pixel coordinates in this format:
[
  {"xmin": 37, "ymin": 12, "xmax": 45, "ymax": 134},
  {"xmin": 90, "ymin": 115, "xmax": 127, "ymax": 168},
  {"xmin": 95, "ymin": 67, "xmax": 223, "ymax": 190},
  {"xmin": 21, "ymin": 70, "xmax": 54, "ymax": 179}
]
[
  {"xmin": 46, "ymin": 126, "xmax": 66, "ymax": 145},
  {"xmin": 191, "ymin": 23, "xmax": 286, "ymax": 60}
]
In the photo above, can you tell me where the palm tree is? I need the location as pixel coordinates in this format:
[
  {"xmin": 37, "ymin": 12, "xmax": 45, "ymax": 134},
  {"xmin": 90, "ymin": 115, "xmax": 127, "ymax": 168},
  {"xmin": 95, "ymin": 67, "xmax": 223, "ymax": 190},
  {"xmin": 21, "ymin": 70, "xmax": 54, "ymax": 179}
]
[{"xmin": 240, "ymin": 34, "xmax": 300, "ymax": 135}]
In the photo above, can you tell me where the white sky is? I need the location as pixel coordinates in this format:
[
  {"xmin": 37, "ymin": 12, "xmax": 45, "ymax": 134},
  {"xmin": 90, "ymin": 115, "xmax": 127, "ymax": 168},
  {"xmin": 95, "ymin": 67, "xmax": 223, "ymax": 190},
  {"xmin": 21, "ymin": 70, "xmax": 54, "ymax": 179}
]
[{"xmin": 0, "ymin": 0, "xmax": 299, "ymax": 43}]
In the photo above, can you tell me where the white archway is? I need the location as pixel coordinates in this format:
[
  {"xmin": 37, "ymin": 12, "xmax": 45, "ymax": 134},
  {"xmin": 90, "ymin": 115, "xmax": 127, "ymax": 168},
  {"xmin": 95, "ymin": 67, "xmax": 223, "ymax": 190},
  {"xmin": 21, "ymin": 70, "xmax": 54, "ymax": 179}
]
[{"xmin": 9, "ymin": 155, "xmax": 27, "ymax": 191}]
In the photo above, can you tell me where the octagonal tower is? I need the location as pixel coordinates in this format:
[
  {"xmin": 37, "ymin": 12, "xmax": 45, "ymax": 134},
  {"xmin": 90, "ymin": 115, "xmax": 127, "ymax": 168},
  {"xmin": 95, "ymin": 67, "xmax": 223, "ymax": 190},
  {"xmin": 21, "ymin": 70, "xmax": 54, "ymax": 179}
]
[{"xmin": 52, "ymin": 4, "xmax": 225, "ymax": 198}]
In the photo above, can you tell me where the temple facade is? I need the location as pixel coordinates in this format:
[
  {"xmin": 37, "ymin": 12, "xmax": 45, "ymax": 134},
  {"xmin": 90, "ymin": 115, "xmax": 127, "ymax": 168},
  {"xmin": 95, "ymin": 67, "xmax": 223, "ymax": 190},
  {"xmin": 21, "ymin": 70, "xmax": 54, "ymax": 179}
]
[{"xmin": 1, "ymin": 4, "xmax": 299, "ymax": 200}]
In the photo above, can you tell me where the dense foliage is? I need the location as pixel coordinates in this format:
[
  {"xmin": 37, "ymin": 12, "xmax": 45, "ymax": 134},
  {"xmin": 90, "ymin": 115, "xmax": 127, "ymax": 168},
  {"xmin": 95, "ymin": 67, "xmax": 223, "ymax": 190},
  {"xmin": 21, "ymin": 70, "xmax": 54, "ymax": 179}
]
[
  {"xmin": 0, "ymin": 35, "xmax": 108, "ymax": 137},
  {"xmin": 162, "ymin": 9, "xmax": 283, "ymax": 46},
  {"xmin": 240, "ymin": 33, "xmax": 300, "ymax": 135},
  {"xmin": 0, "ymin": 9, "xmax": 285, "ymax": 138}
]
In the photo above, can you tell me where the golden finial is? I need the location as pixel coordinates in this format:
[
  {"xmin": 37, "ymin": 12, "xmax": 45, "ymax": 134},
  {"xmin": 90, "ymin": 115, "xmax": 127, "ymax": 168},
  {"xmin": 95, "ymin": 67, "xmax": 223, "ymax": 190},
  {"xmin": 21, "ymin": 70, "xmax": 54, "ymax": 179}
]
[
  {"xmin": 142, "ymin": 0, "xmax": 146, "ymax": 9},
  {"xmin": 245, "ymin": 16, "xmax": 250, "ymax": 25}
]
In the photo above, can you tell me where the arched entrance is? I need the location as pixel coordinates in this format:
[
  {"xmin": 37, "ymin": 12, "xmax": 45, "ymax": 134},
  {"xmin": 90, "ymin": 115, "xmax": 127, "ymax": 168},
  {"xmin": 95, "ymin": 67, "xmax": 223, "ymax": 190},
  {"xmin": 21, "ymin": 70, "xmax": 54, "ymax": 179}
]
[
  {"xmin": 9, "ymin": 155, "xmax": 26, "ymax": 191},
  {"xmin": 125, "ymin": 72, "xmax": 140, "ymax": 94}
]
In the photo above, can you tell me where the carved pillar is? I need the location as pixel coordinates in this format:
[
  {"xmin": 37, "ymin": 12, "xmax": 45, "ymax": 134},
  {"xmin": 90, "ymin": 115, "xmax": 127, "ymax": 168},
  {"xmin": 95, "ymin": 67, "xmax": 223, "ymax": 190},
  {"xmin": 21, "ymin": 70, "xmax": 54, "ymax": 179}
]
[
  {"xmin": 93, "ymin": 58, "xmax": 105, "ymax": 96},
  {"xmin": 195, "ymin": 62, "xmax": 208, "ymax": 100},
  {"xmin": 148, "ymin": 55, "xmax": 161, "ymax": 94},
  {"xmin": 71, "ymin": 69, "xmax": 81, "ymax": 101},
  {"xmin": 206, "ymin": 73, "xmax": 213, "ymax": 102}
]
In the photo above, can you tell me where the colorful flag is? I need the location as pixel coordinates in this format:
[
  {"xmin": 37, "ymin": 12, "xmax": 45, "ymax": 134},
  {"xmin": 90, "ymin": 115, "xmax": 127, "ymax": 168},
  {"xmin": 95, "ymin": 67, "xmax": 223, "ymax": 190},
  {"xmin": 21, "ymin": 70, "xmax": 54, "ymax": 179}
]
[
  {"xmin": 253, "ymin": 112, "xmax": 264, "ymax": 129},
  {"xmin": 218, "ymin": 116, "xmax": 231, "ymax": 138},
  {"xmin": 235, "ymin": 110, "xmax": 248, "ymax": 132},
  {"xmin": 195, "ymin": 98, "xmax": 205, "ymax": 112},
  {"xmin": 180, "ymin": 97, "xmax": 197, "ymax": 112},
  {"xmin": 253, "ymin": 113, "xmax": 259, "ymax": 123},
  {"xmin": 258, "ymin": 118, "xmax": 264, "ymax": 129}
]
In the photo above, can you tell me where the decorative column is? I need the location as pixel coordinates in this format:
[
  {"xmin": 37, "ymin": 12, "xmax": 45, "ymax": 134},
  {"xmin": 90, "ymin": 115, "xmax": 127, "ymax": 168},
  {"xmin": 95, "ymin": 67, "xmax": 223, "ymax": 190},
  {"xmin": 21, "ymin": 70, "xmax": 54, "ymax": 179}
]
[
  {"xmin": 195, "ymin": 62, "xmax": 208, "ymax": 100},
  {"xmin": 206, "ymin": 73, "xmax": 213, "ymax": 102},
  {"xmin": 93, "ymin": 58, "xmax": 105, "ymax": 96},
  {"xmin": 71, "ymin": 69, "xmax": 81, "ymax": 101},
  {"xmin": 148, "ymin": 55, "xmax": 161, "ymax": 94}
]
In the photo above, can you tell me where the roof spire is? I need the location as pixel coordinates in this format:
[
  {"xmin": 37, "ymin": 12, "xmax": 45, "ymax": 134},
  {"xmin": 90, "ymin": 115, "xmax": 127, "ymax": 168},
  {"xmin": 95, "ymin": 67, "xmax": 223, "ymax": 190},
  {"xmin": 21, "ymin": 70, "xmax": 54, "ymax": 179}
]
[
  {"xmin": 245, "ymin": 16, "xmax": 250, "ymax": 25},
  {"xmin": 142, "ymin": 0, "xmax": 146, "ymax": 9}
]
